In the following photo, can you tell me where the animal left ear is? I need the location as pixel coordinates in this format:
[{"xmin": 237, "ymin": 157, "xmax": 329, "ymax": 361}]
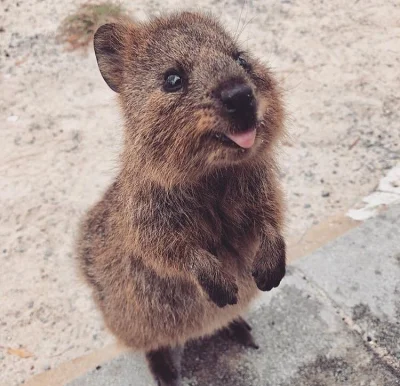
[{"xmin": 93, "ymin": 23, "xmax": 127, "ymax": 93}]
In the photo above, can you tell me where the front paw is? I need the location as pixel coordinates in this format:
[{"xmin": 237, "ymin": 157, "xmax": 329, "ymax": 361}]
[
  {"xmin": 197, "ymin": 270, "xmax": 238, "ymax": 308},
  {"xmin": 252, "ymin": 236, "xmax": 286, "ymax": 291}
]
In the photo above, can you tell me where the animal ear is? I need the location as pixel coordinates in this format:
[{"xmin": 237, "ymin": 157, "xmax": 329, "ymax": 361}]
[{"xmin": 94, "ymin": 23, "xmax": 126, "ymax": 93}]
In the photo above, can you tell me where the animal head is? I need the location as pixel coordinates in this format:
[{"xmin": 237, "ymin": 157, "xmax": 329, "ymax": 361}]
[{"xmin": 94, "ymin": 12, "xmax": 284, "ymax": 185}]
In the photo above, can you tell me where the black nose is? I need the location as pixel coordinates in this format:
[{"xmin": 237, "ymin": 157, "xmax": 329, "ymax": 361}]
[{"xmin": 220, "ymin": 84, "xmax": 255, "ymax": 115}]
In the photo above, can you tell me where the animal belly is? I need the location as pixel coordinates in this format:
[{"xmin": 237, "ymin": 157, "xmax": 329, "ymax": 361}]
[
  {"xmin": 100, "ymin": 270, "xmax": 259, "ymax": 352},
  {"xmin": 193, "ymin": 273, "xmax": 260, "ymax": 339}
]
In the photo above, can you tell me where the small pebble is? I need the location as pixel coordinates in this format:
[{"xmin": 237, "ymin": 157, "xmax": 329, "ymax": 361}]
[
  {"xmin": 321, "ymin": 191, "xmax": 330, "ymax": 197},
  {"xmin": 7, "ymin": 115, "xmax": 19, "ymax": 122}
]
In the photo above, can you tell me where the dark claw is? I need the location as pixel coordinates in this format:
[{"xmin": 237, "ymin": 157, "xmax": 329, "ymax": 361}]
[
  {"xmin": 252, "ymin": 264, "xmax": 285, "ymax": 292},
  {"xmin": 237, "ymin": 316, "xmax": 252, "ymax": 331},
  {"xmin": 226, "ymin": 317, "xmax": 259, "ymax": 349},
  {"xmin": 252, "ymin": 236, "xmax": 286, "ymax": 292},
  {"xmin": 198, "ymin": 273, "xmax": 238, "ymax": 308},
  {"xmin": 211, "ymin": 283, "xmax": 238, "ymax": 308}
]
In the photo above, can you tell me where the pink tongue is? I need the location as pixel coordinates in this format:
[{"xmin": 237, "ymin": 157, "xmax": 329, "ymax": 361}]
[{"xmin": 226, "ymin": 129, "xmax": 256, "ymax": 149}]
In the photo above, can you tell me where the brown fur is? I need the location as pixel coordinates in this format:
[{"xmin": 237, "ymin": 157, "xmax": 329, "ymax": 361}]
[{"xmin": 76, "ymin": 11, "xmax": 286, "ymax": 384}]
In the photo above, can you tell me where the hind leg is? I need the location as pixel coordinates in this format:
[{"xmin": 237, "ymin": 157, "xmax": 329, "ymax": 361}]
[
  {"xmin": 146, "ymin": 346, "xmax": 183, "ymax": 386},
  {"xmin": 225, "ymin": 316, "xmax": 259, "ymax": 349}
]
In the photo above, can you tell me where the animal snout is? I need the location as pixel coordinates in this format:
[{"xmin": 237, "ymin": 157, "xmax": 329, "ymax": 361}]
[
  {"xmin": 219, "ymin": 83, "xmax": 256, "ymax": 130},
  {"xmin": 220, "ymin": 84, "xmax": 254, "ymax": 114}
]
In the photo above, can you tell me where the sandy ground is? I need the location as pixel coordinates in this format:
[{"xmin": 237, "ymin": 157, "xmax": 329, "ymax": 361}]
[{"xmin": 0, "ymin": 0, "xmax": 399, "ymax": 384}]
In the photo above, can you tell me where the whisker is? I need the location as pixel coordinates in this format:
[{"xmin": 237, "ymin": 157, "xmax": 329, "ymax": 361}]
[
  {"xmin": 236, "ymin": 15, "xmax": 257, "ymax": 44},
  {"xmin": 234, "ymin": 0, "xmax": 247, "ymax": 42}
]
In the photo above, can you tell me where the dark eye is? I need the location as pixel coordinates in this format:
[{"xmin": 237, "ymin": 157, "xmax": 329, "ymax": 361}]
[
  {"xmin": 163, "ymin": 71, "xmax": 183, "ymax": 92},
  {"xmin": 236, "ymin": 55, "xmax": 251, "ymax": 72}
]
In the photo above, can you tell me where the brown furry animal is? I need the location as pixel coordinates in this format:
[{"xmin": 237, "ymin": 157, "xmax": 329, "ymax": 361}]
[{"xmin": 77, "ymin": 11, "xmax": 286, "ymax": 386}]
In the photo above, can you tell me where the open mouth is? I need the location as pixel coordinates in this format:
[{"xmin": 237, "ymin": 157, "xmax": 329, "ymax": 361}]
[{"xmin": 213, "ymin": 128, "xmax": 257, "ymax": 149}]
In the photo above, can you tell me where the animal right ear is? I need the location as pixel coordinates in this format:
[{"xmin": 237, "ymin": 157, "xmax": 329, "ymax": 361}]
[{"xmin": 94, "ymin": 23, "xmax": 126, "ymax": 93}]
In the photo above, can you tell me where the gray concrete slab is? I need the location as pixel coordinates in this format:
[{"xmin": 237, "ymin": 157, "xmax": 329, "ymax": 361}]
[
  {"xmin": 67, "ymin": 268, "xmax": 400, "ymax": 386},
  {"xmin": 294, "ymin": 204, "xmax": 400, "ymax": 360}
]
